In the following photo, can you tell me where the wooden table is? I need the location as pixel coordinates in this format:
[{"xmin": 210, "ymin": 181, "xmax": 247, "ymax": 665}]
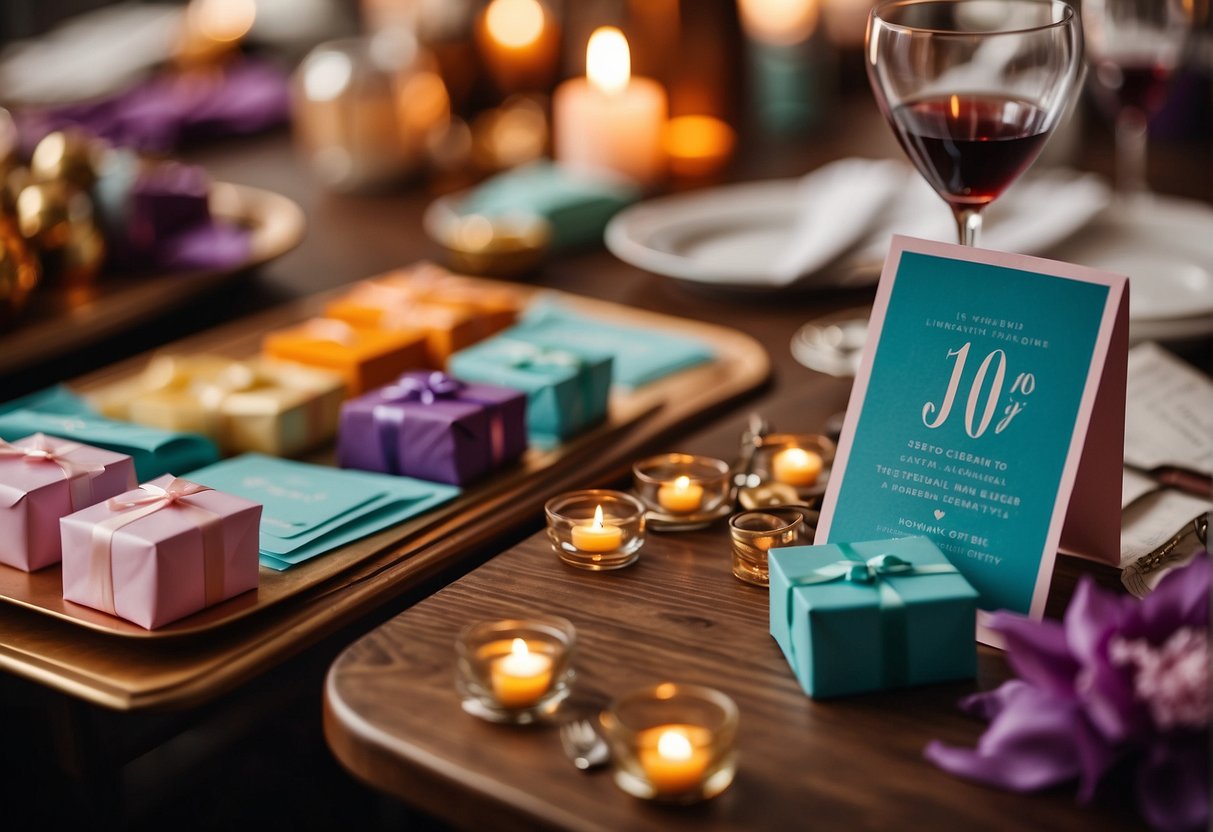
[{"xmin": 324, "ymin": 525, "xmax": 1143, "ymax": 831}]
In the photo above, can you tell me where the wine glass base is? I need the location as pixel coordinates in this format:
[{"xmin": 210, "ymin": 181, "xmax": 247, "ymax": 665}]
[{"xmin": 789, "ymin": 308, "xmax": 871, "ymax": 377}]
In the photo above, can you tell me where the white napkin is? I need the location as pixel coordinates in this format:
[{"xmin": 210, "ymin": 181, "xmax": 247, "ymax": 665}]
[{"xmin": 768, "ymin": 158, "xmax": 911, "ymax": 286}]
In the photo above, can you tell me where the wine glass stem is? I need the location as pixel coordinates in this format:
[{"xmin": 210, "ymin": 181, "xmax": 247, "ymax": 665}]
[
  {"xmin": 954, "ymin": 208, "xmax": 983, "ymax": 247},
  {"xmin": 1115, "ymin": 108, "xmax": 1149, "ymax": 195}
]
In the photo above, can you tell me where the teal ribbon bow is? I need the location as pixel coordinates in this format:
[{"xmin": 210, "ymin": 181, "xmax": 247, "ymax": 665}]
[
  {"xmin": 497, "ymin": 340, "xmax": 583, "ymax": 372},
  {"xmin": 785, "ymin": 544, "xmax": 958, "ymax": 690}
]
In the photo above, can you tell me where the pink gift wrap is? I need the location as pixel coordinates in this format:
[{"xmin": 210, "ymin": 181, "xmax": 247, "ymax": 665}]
[
  {"xmin": 0, "ymin": 434, "xmax": 137, "ymax": 571},
  {"xmin": 60, "ymin": 475, "xmax": 262, "ymax": 629}
]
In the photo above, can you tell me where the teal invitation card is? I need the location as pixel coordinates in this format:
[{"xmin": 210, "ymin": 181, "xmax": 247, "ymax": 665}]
[{"xmin": 818, "ymin": 237, "xmax": 1127, "ymax": 635}]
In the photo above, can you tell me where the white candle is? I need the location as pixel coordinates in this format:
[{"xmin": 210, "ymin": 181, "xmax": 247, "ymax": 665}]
[
  {"xmin": 552, "ymin": 27, "xmax": 668, "ymax": 187},
  {"xmin": 490, "ymin": 637, "xmax": 553, "ymax": 707}
]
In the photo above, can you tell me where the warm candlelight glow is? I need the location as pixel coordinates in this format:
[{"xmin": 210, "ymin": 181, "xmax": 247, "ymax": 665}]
[
  {"xmin": 664, "ymin": 115, "xmax": 736, "ymax": 179},
  {"xmin": 490, "ymin": 637, "xmax": 553, "ymax": 708},
  {"xmin": 950, "ymin": 93, "xmax": 960, "ymax": 119},
  {"xmin": 658, "ymin": 729, "xmax": 694, "ymax": 760},
  {"xmin": 587, "ymin": 27, "xmax": 631, "ymax": 95},
  {"xmin": 657, "ymin": 475, "xmax": 705, "ymax": 514},
  {"xmin": 771, "ymin": 447, "xmax": 823, "ymax": 487},
  {"xmin": 570, "ymin": 504, "xmax": 624, "ymax": 552},
  {"xmin": 189, "ymin": 0, "xmax": 256, "ymax": 43},
  {"xmin": 484, "ymin": 0, "xmax": 546, "ymax": 48},
  {"xmin": 639, "ymin": 724, "xmax": 711, "ymax": 794},
  {"xmin": 737, "ymin": 0, "xmax": 819, "ymax": 45}
]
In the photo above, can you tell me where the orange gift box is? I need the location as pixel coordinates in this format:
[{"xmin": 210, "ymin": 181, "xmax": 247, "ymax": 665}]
[
  {"xmin": 371, "ymin": 263, "xmax": 525, "ymax": 337},
  {"xmin": 324, "ymin": 284, "xmax": 484, "ymax": 367},
  {"xmin": 262, "ymin": 318, "xmax": 428, "ymax": 395}
]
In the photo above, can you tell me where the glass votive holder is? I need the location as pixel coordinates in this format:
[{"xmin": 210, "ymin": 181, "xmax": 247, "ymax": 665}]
[
  {"xmin": 632, "ymin": 453, "xmax": 732, "ymax": 531},
  {"xmin": 545, "ymin": 489, "xmax": 646, "ymax": 570},
  {"xmin": 729, "ymin": 506, "xmax": 816, "ymax": 586},
  {"xmin": 455, "ymin": 616, "xmax": 576, "ymax": 724},
  {"xmin": 599, "ymin": 682, "xmax": 739, "ymax": 804},
  {"xmin": 752, "ymin": 433, "xmax": 836, "ymax": 497}
]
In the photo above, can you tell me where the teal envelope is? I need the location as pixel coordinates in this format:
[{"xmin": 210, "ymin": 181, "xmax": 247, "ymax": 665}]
[
  {"xmin": 459, "ymin": 160, "xmax": 640, "ymax": 250},
  {"xmin": 768, "ymin": 536, "xmax": 977, "ymax": 699},
  {"xmin": 185, "ymin": 454, "xmax": 459, "ymax": 571},
  {"xmin": 448, "ymin": 337, "xmax": 612, "ymax": 447},
  {"xmin": 517, "ymin": 302, "xmax": 716, "ymax": 389},
  {"xmin": 0, "ymin": 409, "xmax": 218, "ymax": 481},
  {"xmin": 0, "ymin": 385, "xmax": 97, "ymax": 417}
]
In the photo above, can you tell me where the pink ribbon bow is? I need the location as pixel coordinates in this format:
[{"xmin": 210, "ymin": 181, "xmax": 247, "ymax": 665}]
[
  {"xmin": 0, "ymin": 433, "xmax": 105, "ymax": 511},
  {"xmin": 89, "ymin": 478, "xmax": 225, "ymax": 619}
]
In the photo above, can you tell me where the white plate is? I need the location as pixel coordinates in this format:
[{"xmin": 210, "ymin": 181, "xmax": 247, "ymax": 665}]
[
  {"xmin": 605, "ymin": 164, "xmax": 1110, "ymax": 292},
  {"xmin": 1046, "ymin": 195, "xmax": 1213, "ymax": 339}
]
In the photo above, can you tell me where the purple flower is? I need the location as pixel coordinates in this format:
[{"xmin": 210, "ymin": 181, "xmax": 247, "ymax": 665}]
[{"xmin": 925, "ymin": 553, "xmax": 1210, "ymax": 832}]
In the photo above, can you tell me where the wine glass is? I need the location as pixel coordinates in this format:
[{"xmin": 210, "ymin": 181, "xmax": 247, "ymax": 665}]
[
  {"xmin": 865, "ymin": 0, "xmax": 1084, "ymax": 247},
  {"xmin": 1082, "ymin": 0, "xmax": 1189, "ymax": 196}
]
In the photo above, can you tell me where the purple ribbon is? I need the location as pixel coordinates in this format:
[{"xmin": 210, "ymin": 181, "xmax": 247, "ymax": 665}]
[{"xmin": 380, "ymin": 372, "xmax": 465, "ymax": 405}]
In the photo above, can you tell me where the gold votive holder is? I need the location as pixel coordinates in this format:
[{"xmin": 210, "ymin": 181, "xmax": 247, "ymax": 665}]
[
  {"xmin": 752, "ymin": 433, "xmax": 836, "ymax": 498},
  {"xmin": 455, "ymin": 616, "xmax": 576, "ymax": 724},
  {"xmin": 599, "ymin": 682, "xmax": 739, "ymax": 803},
  {"xmin": 632, "ymin": 453, "xmax": 732, "ymax": 531},
  {"xmin": 728, "ymin": 506, "xmax": 816, "ymax": 586},
  {"xmin": 545, "ymin": 490, "xmax": 646, "ymax": 571}
]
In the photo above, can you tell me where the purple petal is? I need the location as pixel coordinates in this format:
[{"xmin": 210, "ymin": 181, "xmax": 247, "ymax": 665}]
[
  {"xmin": 957, "ymin": 680, "xmax": 1032, "ymax": 721},
  {"xmin": 1064, "ymin": 577, "xmax": 1126, "ymax": 666},
  {"xmin": 990, "ymin": 611, "xmax": 1079, "ymax": 696},
  {"xmin": 1130, "ymin": 552, "xmax": 1211, "ymax": 642},
  {"xmin": 1135, "ymin": 733, "xmax": 1211, "ymax": 832},
  {"xmin": 925, "ymin": 682, "xmax": 1114, "ymax": 793}
]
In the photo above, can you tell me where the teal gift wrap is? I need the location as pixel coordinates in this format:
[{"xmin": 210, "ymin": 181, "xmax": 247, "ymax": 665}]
[
  {"xmin": 448, "ymin": 337, "xmax": 612, "ymax": 445},
  {"xmin": 768, "ymin": 536, "xmax": 978, "ymax": 699},
  {"xmin": 0, "ymin": 409, "xmax": 218, "ymax": 481}
]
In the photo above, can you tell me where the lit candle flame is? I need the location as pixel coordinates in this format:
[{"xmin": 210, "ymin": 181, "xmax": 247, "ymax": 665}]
[
  {"xmin": 674, "ymin": 475, "xmax": 691, "ymax": 490},
  {"xmin": 586, "ymin": 27, "xmax": 630, "ymax": 95},
  {"xmin": 510, "ymin": 637, "xmax": 529, "ymax": 657},
  {"xmin": 950, "ymin": 94, "xmax": 960, "ymax": 119},
  {"xmin": 485, "ymin": 0, "xmax": 545, "ymax": 49},
  {"xmin": 657, "ymin": 728, "xmax": 694, "ymax": 761},
  {"xmin": 591, "ymin": 504, "xmax": 605, "ymax": 530}
]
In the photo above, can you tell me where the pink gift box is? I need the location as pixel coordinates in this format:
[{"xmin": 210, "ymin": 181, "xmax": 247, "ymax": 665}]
[
  {"xmin": 0, "ymin": 433, "xmax": 137, "ymax": 571},
  {"xmin": 60, "ymin": 475, "xmax": 262, "ymax": 629}
]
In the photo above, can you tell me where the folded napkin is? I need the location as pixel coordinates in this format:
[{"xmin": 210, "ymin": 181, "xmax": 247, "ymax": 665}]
[
  {"xmin": 185, "ymin": 454, "xmax": 459, "ymax": 571},
  {"xmin": 769, "ymin": 158, "xmax": 910, "ymax": 286},
  {"xmin": 515, "ymin": 301, "xmax": 716, "ymax": 389},
  {"xmin": 18, "ymin": 59, "xmax": 290, "ymax": 153}
]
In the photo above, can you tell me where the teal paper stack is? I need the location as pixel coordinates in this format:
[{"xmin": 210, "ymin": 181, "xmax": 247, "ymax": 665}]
[
  {"xmin": 186, "ymin": 454, "xmax": 459, "ymax": 570},
  {"xmin": 0, "ymin": 408, "xmax": 218, "ymax": 481},
  {"xmin": 448, "ymin": 337, "xmax": 612, "ymax": 445},
  {"xmin": 768, "ymin": 536, "xmax": 978, "ymax": 699},
  {"xmin": 515, "ymin": 302, "xmax": 715, "ymax": 390}
]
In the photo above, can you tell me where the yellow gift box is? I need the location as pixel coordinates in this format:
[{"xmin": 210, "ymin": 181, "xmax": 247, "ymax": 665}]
[
  {"xmin": 89, "ymin": 355, "xmax": 347, "ymax": 456},
  {"xmin": 324, "ymin": 283, "xmax": 484, "ymax": 367},
  {"xmin": 370, "ymin": 262, "xmax": 525, "ymax": 337},
  {"xmin": 262, "ymin": 317, "xmax": 428, "ymax": 395}
]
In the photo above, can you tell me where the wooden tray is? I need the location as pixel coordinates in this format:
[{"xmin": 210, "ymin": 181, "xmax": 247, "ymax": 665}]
[
  {"xmin": 0, "ymin": 182, "xmax": 306, "ymax": 375},
  {"xmin": 0, "ymin": 280, "xmax": 769, "ymax": 640}
]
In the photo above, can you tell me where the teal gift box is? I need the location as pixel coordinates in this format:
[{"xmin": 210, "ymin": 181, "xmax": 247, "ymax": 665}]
[
  {"xmin": 448, "ymin": 336, "xmax": 612, "ymax": 445},
  {"xmin": 0, "ymin": 409, "xmax": 218, "ymax": 482},
  {"xmin": 768, "ymin": 536, "xmax": 978, "ymax": 699}
]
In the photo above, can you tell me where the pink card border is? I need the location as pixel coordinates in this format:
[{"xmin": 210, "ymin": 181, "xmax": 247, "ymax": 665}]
[{"xmin": 816, "ymin": 235, "xmax": 1127, "ymax": 644}]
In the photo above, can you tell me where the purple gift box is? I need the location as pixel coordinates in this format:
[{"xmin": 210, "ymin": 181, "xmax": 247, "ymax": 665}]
[
  {"xmin": 0, "ymin": 433, "xmax": 136, "ymax": 571},
  {"xmin": 337, "ymin": 371, "xmax": 527, "ymax": 486},
  {"xmin": 60, "ymin": 475, "xmax": 261, "ymax": 629}
]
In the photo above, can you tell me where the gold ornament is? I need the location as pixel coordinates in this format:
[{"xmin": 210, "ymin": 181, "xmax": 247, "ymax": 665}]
[
  {"xmin": 1, "ymin": 164, "xmax": 30, "ymax": 216},
  {"xmin": 60, "ymin": 217, "xmax": 106, "ymax": 284},
  {"xmin": 0, "ymin": 220, "xmax": 41, "ymax": 324},
  {"xmin": 16, "ymin": 180, "xmax": 72, "ymax": 250},
  {"xmin": 30, "ymin": 130, "xmax": 98, "ymax": 191}
]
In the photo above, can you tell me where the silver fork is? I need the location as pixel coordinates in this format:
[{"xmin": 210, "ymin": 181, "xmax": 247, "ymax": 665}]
[{"xmin": 559, "ymin": 718, "xmax": 609, "ymax": 771}]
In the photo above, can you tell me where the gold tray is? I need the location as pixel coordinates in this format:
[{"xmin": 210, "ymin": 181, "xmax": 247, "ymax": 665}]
[
  {"xmin": 0, "ymin": 280, "xmax": 769, "ymax": 639},
  {"xmin": 0, "ymin": 182, "xmax": 306, "ymax": 375}
]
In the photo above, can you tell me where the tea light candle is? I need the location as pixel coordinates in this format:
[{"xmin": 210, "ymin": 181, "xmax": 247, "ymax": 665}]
[
  {"xmin": 663, "ymin": 115, "xmax": 736, "ymax": 179},
  {"xmin": 657, "ymin": 475, "xmax": 704, "ymax": 514},
  {"xmin": 475, "ymin": 0, "xmax": 561, "ymax": 93},
  {"xmin": 570, "ymin": 504, "xmax": 623, "ymax": 552},
  {"xmin": 639, "ymin": 725, "xmax": 710, "ymax": 795},
  {"xmin": 552, "ymin": 27, "xmax": 668, "ymax": 187},
  {"xmin": 490, "ymin": 637, "xmax": 553, "ymax": 708},
  {"xmin": 771, "ymin": 447, "xmax": 822, "ymax": 487}
]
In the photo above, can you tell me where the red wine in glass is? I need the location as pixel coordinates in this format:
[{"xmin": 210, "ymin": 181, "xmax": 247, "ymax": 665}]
[
  {"xmin": 1091, "ymin": 60, "xmax": 1174, "ymax": 119},
  {"xmin": 890, "ymin": 94, "xmax": 1051, "ymax": 208}
]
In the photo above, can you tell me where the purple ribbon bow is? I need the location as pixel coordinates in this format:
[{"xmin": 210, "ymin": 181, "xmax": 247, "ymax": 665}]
[{"xmin": 381, "ymin": 372, "xmax": 465, "ymax": 406}]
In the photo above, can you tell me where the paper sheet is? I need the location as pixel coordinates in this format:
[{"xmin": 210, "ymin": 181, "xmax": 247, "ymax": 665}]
[{"xmin": 1124, "ymin": 342, "xmax": 1213, "ymax": 475}]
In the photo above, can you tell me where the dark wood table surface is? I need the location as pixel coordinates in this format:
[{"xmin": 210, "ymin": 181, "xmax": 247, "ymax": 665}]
[{"xmin": 323, "ymin": 526, "xmax": 1144, "ymax": 832}]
